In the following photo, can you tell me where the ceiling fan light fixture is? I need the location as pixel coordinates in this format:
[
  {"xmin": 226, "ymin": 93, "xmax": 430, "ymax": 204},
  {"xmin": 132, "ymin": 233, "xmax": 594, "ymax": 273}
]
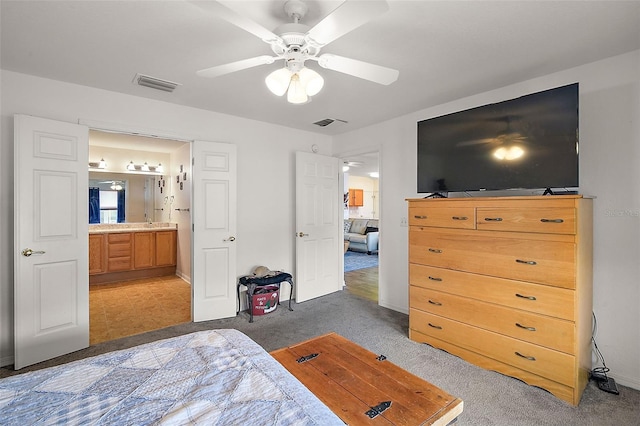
[
  {"xmin": 298, "ymin": 67, "xmax": 324, "ymax": 96},
  {"xmin": 266, "ymin": 67, "xmax": 292, "ymax": 96},
  {"xmin": 287, "ymin": 73, "xmax": 308, "ymax": 104}
]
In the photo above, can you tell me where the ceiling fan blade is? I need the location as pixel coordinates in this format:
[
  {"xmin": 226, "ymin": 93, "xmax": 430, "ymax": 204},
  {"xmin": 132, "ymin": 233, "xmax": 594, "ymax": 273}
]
[
  {"xmin": 317, "ymin": 54, "xmax": 399, "ymax": 85},
  {"xmin": 196, "ymin": 56, "xmax": 277, "ymax": 78},
  {"xmin": 189, "ymin": 1, "xmax": 282, "ymax": 44},
  {"xmin": 306, "ymin": 0, "xmax": 389, "ymax": 47}
]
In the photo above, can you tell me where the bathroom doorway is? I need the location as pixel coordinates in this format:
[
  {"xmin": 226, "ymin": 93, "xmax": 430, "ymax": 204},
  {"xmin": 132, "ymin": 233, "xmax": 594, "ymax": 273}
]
[{"xmin": 88, "ymin": 130, "xmax": 192, "ymax": 343}]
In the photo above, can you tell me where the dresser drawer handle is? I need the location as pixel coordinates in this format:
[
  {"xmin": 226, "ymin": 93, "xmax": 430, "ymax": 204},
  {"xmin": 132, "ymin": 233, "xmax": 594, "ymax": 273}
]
[
  {"xmin": 428, "ymin": 248, "xmax": 442, "ymax": 254},
  {"xmin": 540, "ymin": 218, "xmax": 564, "ymax": 223},
  {"xmin": 414, "ymin": 215, "xmax": 428, "ymax": 219},
  {"xmin": 428, "ymin": 299, "xmax": 442, "ymax": 306},
  {"xmin": 516, "ymin": 323, "xmax": 537, "ymax": 332},
  {"xmin": 484, "ymin": 217, "xmax": 503, "ymax": 222},
  {"xmin": 452, "ymin": 216, "xmax": 468, "ymax": 221},
  {"xmin": 428, "ymin": 276, "xmax": 442, "ymax": 282},
  {"xmin": 515, "ymin": 259, "xmax": 537, "ymax": 265},
  {"xmin": 515, "ymin": 352, "xmax": 536, "ymax": 361},
  {"xmin": 428, "ymin": 323, "xmax": 442, "ymax": 330},
  {"xmin": 515, "ymin": 293, "xmax": 537, "ymax": 301}
]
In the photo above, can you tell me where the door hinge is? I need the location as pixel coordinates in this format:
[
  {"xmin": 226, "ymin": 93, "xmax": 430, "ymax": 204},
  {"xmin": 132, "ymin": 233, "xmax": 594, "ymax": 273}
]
[
  {"xmin": 296, "ymin": 353, "xmax": 319, "ymax": 363},
  {"xmin": 365, "ymin": 401, "xmax": 392, "ymax": 419}
]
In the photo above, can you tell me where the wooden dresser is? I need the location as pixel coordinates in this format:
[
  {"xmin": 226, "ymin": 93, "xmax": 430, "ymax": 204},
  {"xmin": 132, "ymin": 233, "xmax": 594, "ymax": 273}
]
[{"xmin": 407, "ymin": 195, "xmax": 592, "ymax": 405}]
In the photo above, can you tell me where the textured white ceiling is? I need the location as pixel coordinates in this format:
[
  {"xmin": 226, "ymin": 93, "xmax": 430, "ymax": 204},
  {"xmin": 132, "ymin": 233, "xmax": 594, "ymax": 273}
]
[{"xmin": 2, "ymin": 0, "xmax": 639, "ymax": 138}]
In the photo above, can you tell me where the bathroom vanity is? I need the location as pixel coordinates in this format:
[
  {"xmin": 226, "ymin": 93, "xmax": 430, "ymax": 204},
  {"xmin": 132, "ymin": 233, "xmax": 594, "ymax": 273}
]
[{"xmin": 89, "ymin": 223, "xmax": 177, "ymax": 284}]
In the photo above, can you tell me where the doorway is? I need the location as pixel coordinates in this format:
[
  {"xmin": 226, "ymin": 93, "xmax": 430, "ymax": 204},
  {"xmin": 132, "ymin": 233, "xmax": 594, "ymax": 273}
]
[
  {"xmin": 342, "ymin": 151, "xmax": 379, "ymax": 302},
  {"xmin": 88, "ymin": 130, "xmax": 192, "ymax": 343}
]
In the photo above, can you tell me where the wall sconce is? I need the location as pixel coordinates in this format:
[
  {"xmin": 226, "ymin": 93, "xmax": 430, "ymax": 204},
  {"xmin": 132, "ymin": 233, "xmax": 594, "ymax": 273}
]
[
  {"xmin": 88, "ymin": 158, "xmax": 107, "ymax": 169},
  {"xmin": 126, "ymin": 161, "xmax": 164, "ymax": 173}
]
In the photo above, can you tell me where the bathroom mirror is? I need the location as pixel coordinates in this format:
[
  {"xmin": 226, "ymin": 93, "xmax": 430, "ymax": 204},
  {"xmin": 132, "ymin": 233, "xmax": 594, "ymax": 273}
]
[{"xmin": 89, "ymin": 172, "xmax": 161, "ymax": 223}]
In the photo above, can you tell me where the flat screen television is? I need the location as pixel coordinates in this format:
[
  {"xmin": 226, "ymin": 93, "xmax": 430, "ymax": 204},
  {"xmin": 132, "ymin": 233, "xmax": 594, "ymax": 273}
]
[{"xmin": 417, "ymin": 83, "xmax": 579, "ymax": 194}]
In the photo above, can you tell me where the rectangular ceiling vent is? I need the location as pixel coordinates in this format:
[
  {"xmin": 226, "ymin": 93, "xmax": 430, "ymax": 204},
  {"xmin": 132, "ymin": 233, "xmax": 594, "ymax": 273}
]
[
  {"xmin": 133, "ymin": 73, "xmax": 181, "ymax": 93},
  {"xmin": 313, "ymin": 118, "xmax": 348, "ymax": 127}
]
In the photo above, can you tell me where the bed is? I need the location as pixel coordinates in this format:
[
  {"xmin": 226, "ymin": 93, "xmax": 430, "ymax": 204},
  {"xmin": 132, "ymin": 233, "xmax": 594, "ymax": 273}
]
[{"xmin": 0, "ymin": 329, "xmax": 344, "ymax": 425}]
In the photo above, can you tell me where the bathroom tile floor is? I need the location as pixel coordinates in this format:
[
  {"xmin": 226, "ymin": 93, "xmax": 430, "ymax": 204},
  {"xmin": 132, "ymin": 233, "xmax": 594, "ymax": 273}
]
[{"xmin": 89, "ymin": 275, "xmax": 191, "ymax": 345}]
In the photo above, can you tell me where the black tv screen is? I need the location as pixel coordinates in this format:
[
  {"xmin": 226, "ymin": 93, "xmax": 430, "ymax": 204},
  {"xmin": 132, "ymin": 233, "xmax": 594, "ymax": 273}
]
[{"xmin": 417, "ymin": 83, "xmax": 579, "ymax": 194}]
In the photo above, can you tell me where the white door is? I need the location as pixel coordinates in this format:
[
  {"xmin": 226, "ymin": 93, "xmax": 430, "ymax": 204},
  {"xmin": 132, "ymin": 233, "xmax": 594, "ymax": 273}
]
[
  {"xmin": 191, "ymin": 141, "xmax": 237, "ymax": 321},
  {"xmin": 14, "ymin": 114, "xmax": 89, "ymax": 369},
  {"xmin": 295, "ymin": 152, "xmax": 342, "ymax": 302}
]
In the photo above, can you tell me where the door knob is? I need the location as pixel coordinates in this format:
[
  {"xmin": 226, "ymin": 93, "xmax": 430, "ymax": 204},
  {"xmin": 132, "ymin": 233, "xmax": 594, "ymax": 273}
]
[
  {"xmin": 224, "ymin": 236, "xmax": 236, "ymax": 242},
  {"xmin": 22, "ymin": 248, "xmax": 46, "ymax": 257},
  {"xmin": 298, "ymin": 232, "xmax": 309, "ymax": 237}
]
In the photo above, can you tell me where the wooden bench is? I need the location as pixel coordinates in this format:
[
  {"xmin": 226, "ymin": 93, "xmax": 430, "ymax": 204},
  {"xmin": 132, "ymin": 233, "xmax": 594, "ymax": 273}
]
[{"xmin": 271, "ymin": 332, "xmax": 463, "ymax": 425}]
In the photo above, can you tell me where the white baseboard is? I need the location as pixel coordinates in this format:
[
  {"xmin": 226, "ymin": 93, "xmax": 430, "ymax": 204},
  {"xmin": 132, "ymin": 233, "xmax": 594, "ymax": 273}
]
[
  {"xmin": 611, "ymin": 373, "xmax": 640, "ymax": 391},
  {"xmin": 176, "ymin": 271, "xmax": 191, "ymax": 284},
  {"xmin": 378, "ymin": 299, "xmax": 408, "ymax": 315}
]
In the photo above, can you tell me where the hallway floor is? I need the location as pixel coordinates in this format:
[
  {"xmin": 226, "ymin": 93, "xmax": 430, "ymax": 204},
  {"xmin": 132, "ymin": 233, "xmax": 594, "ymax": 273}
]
[
  {"xmin": 89, "ymin": 275, "xmax": 191, "ymax": 345},
  {"xmin": 344, "ymin": 265, "xmax": 378, "ymax": 302}
]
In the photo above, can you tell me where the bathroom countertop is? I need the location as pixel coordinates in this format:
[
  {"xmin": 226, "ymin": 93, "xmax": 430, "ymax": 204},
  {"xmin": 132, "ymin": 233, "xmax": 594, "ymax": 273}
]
[{"xmin": 89, "ymin": 223, "xmax": 177, "ymax": 234}]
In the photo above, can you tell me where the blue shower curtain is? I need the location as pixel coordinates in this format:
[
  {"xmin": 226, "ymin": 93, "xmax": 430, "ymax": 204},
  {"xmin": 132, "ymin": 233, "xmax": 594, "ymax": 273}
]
[{"xmin": 89, "ymin": 187, "xmax": 100, "ymax": 224}]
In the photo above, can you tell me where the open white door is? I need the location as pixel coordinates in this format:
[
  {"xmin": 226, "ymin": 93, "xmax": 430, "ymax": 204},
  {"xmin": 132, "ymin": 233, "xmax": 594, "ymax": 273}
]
[
  {"xmin": 191, "ymin": 141, "xmax": 237, "ymax": 321},
  {"xmin": 295, "ymin": 152, "xmax": 342, "ymax": 302},
  {"xmin": 14, "ymin": 114, "xmax": 89, "ymax": 369}
]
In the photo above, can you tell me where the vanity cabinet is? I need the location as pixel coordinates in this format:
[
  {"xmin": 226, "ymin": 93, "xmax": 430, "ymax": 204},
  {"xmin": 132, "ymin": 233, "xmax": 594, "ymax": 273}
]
[
  {"xmin": 89, "ymin": 234, "xmax": 106, "ymax": 274},
  {"xmin": 155, "ymin": 230, "xmax": 177, "ymax": 266},
  {"xmin": 407, "ymin": 195, "xmax": 592, "ymax": 405},
  {"xmin": 90, "ymin": 229, "xmax": 177, "ymax": 284},
  {"xmin": 134, "ymin": 232, "xmax": 155, "ymax": 269},
  {"xmin": 107, "ymin": 233, "xmax": 133, "ymax": 272}
]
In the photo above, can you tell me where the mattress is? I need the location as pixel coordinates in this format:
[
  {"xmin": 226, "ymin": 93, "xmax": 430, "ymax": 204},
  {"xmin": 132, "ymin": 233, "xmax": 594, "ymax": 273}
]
[{"xmin": 0, "ymin": 329, "xmax": 343, "ymax": 425}]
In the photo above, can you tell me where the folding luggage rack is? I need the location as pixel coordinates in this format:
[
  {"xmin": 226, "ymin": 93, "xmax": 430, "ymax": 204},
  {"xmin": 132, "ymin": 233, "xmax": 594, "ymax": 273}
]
[{"xmin": 237, "ymin": 272, "xmax": 294, "ymax": 322}]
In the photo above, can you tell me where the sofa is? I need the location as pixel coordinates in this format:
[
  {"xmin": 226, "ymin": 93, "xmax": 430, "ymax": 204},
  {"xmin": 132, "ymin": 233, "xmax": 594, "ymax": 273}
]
[{"xmin": 344, "ymin": 218, "xmax": 379, "ymax": 254}]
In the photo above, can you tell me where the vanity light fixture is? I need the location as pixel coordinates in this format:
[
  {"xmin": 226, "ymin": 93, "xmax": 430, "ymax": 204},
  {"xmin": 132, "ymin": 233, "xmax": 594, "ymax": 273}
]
[
  {"xmin": 88, "ymin": 158, "xmax": 107, "ymax": 169},
  {"xmin": 126, "ymin": 161, "xmax": 164, "ymax": 173}
]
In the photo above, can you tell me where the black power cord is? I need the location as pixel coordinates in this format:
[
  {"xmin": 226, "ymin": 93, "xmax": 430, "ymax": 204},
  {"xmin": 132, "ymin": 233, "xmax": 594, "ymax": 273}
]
[{"xmin": 591, "ymin": 312, "xmax": 619, "ymax": 395}]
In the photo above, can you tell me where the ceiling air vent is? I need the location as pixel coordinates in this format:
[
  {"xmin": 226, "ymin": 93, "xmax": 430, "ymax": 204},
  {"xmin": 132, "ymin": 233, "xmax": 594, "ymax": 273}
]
[
  {"xmin": 313, "ymin": 118, "xmax": 348, "ymax": 127},
  {"xmin": 133, "ymin": 73, "xmax": 181, "ymax": 93}
]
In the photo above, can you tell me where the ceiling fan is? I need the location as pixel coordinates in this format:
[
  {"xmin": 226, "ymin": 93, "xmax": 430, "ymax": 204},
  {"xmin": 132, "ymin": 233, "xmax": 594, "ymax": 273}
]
[{"xmin": 194, "ymin": 0, "xmax": 399, "ymax": 104}]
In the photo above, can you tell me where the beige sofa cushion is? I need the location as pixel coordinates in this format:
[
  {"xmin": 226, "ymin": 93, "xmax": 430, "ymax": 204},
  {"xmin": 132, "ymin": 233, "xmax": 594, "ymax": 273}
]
[{"xmin": 349, "ymin": 219, "xmax": 369, "ymax": 235}]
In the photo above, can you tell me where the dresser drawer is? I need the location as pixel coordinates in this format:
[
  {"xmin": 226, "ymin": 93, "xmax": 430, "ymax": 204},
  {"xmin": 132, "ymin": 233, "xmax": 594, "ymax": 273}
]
[
  {"xmin": 410, "ymin": 286, "xmax": 575, "ymax": 354},
  {"xmin": 409, "ymin": 228, "xmax": 576, "ymax": 289},
  {"xmin": 477, "ymin": 207, "xmax": 576, "ymax": 234},
  {"xmin": 409, "ymin": 207, "xmax": 476, "ymax": 229},
  {"xmin": 410, "ymin": 309, "xmax": 575, "ymax": 386},
  {"xmin": 409, "ymin": 264, "xmax": 575, "ymax": 320}
]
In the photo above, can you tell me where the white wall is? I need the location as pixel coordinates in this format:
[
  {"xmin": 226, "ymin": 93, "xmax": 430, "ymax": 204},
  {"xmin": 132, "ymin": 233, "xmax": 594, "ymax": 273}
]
[
  {"xmin": 0, "ymin": 71, "xmax": 331, "ymax": 366},
  {"xmin": 172, "ymin": 143, "xmax": 192, "ymax": 282},
  {"xmin": 332, "ymin": 50, "xmax": 640, "ymax": 390}
]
